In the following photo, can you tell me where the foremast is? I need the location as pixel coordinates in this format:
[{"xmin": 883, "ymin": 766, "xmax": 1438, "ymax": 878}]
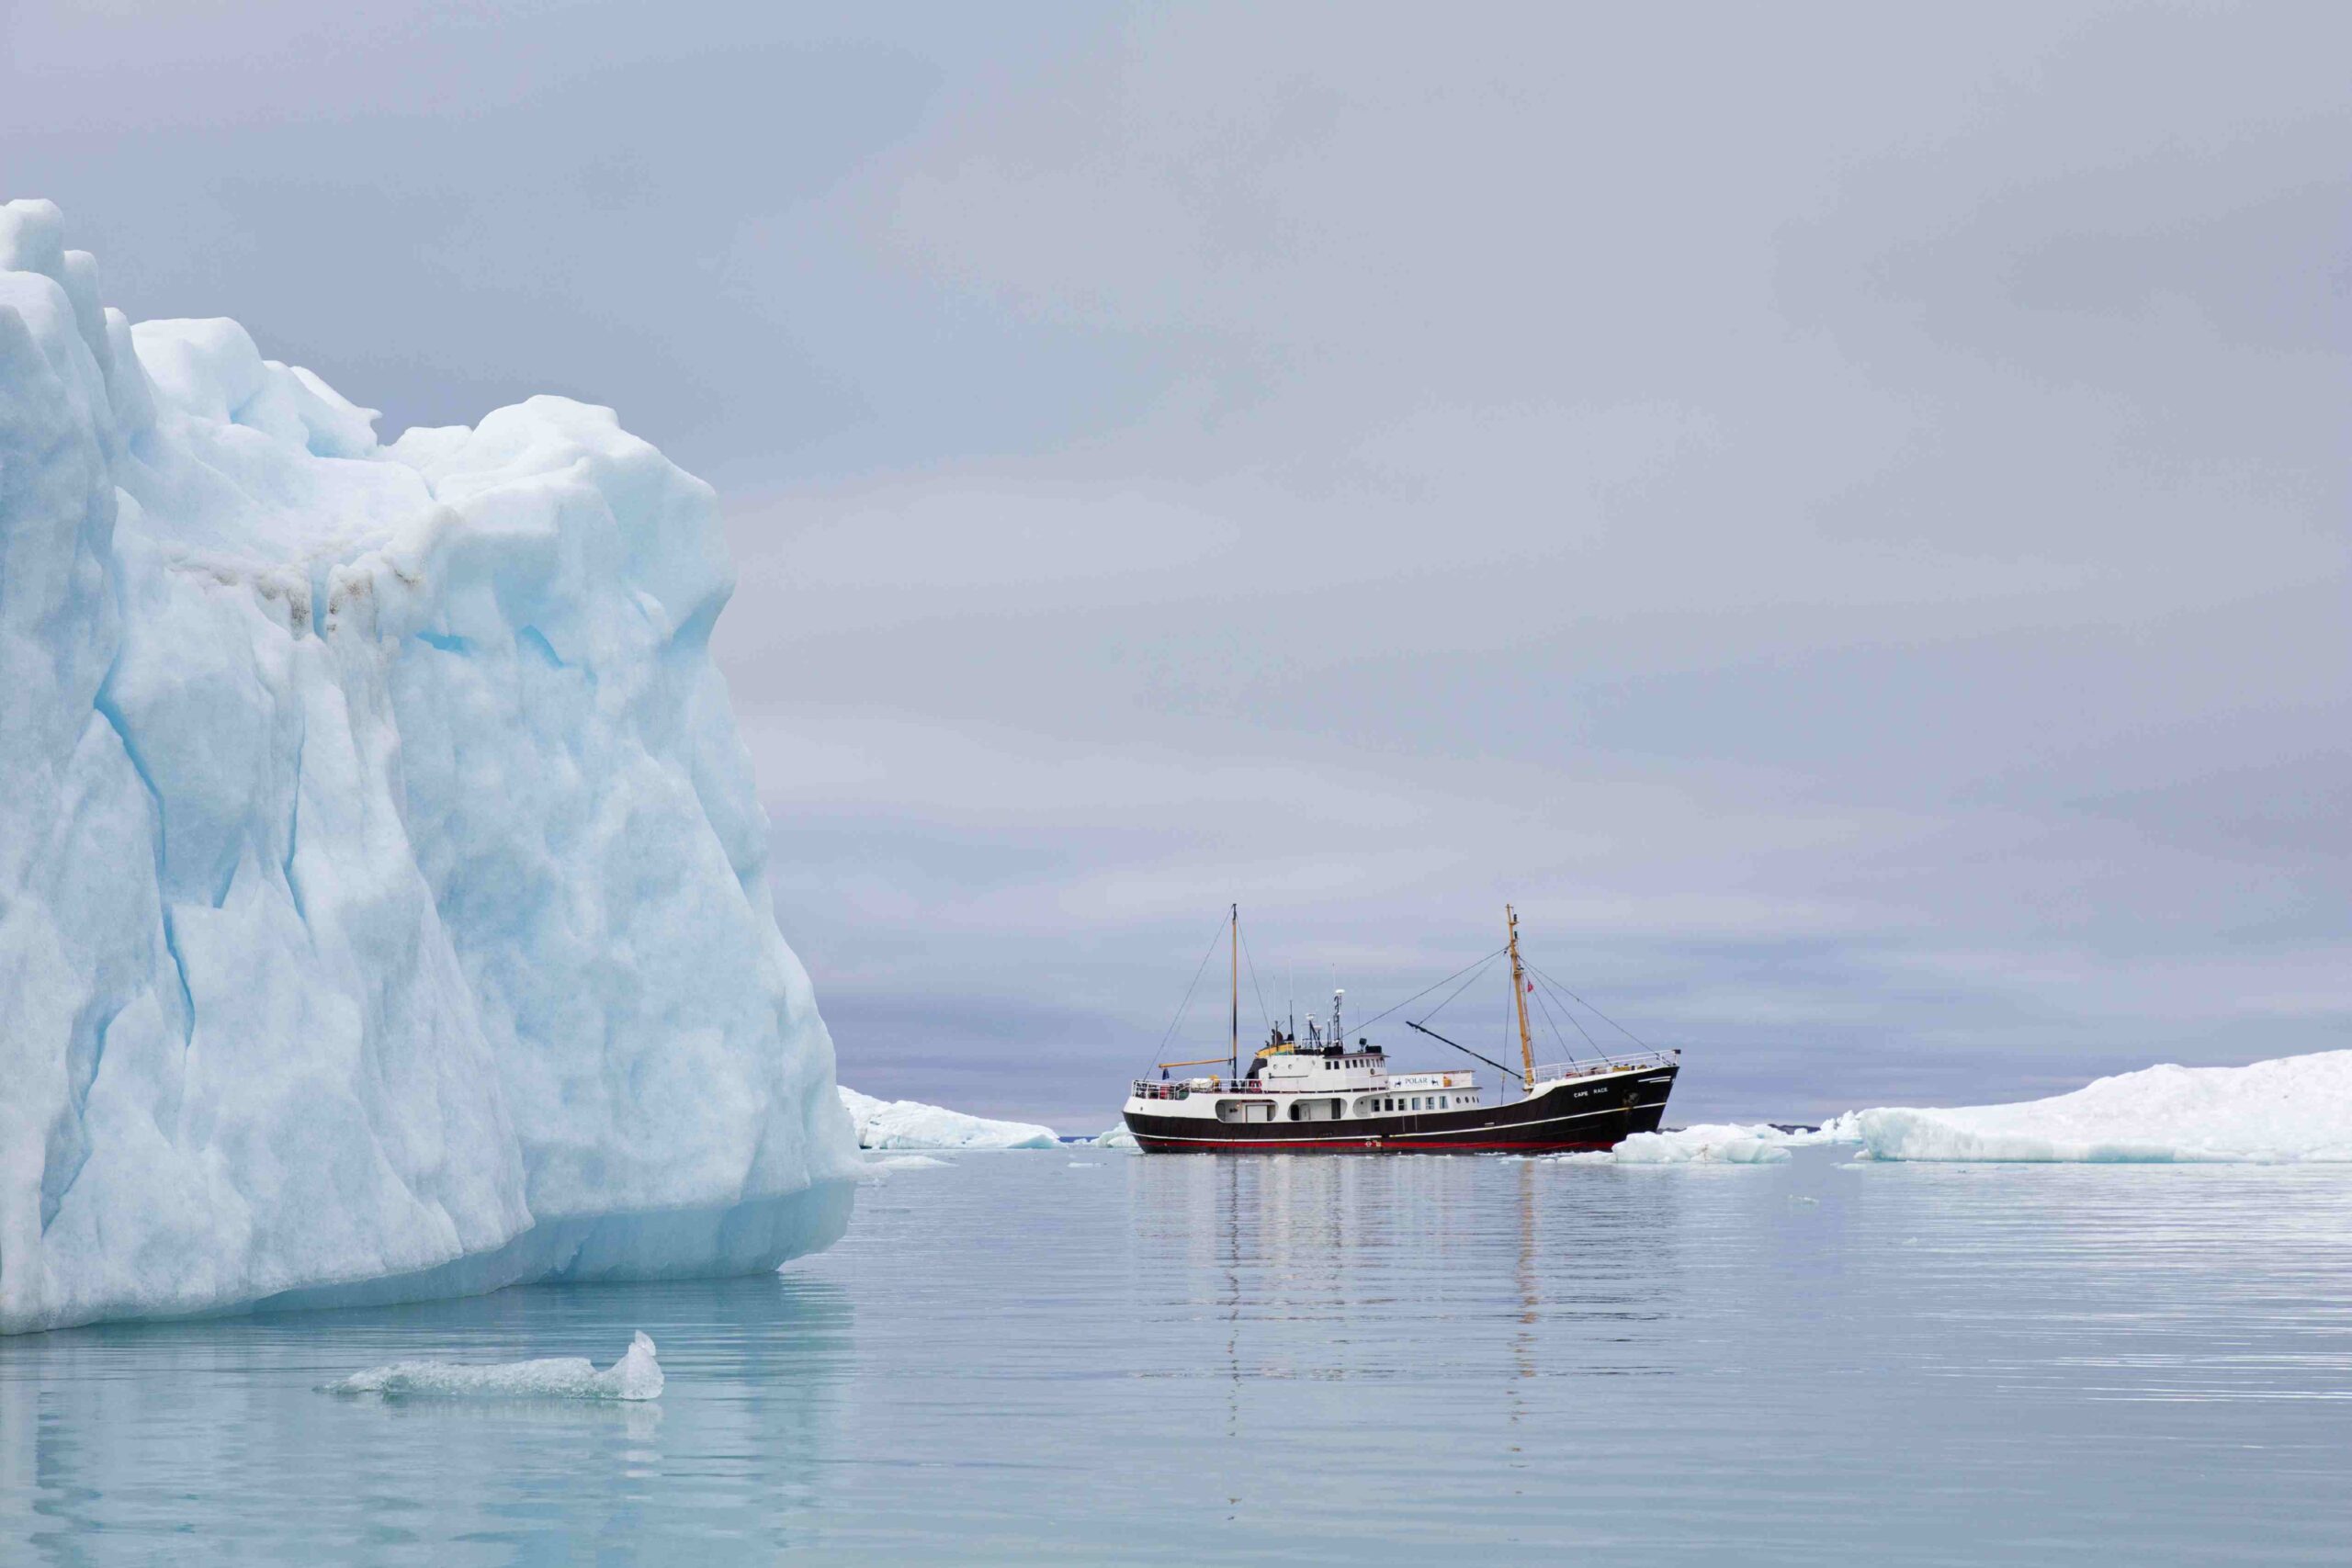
[{"xmin": 1507, "ymin": 904, "xmax": 1535, "ymax": 1093}]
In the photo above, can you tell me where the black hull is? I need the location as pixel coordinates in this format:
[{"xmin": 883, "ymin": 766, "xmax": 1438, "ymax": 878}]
[{"xmin": 1125, "ymin": 1064, "xmax": 1678, "ymax": 1154}]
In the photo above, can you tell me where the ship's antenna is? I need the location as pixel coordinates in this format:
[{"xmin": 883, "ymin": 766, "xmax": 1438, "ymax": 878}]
[{"xmin": 1507, "ymin": 904, "xmax": 1536, "ymax": 1097}]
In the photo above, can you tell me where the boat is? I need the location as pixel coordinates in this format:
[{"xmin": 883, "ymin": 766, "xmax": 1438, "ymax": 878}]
[{"xmin": 1121, "ymin": 905, "xmax": 1680, "ymax": 1154}]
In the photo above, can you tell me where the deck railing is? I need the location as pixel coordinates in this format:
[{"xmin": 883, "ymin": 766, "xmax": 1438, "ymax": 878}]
[{"xmin": 1528, "ymin": 1049, "xmax": 1680, "ymax": 1083}]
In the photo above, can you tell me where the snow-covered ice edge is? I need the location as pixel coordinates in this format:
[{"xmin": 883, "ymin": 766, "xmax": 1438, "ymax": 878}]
[
  {"xmin": 1825, "ymin": 1050, "xmax": 2352, "ymax": 1164},
  {"xmin": 1559, "ymin": 1050, "xmax": 2352, "ymax": 1166},
  {"xmin": 838, "ymin": 1088, "xmax": 1058, "ymax": 1151}
]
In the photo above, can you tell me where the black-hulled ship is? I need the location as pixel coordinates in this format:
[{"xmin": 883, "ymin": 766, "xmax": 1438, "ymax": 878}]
[{"xmin": 1122, "ymin": 905, "xmax": 1679, "ymax": 1154}]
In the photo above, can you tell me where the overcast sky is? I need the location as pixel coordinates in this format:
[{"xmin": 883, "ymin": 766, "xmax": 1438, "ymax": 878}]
[{"xmin": 8, "ymin": 1, "xmax": 2346, "ymax": 1126}]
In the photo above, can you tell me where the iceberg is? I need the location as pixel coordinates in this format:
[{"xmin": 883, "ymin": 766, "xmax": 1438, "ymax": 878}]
[
  {"xmin": 1091, "ymin": 1123, "xmax": 1139, "ymax": 1150},
  {"xmin": 837, "ymin": 1087, "xmax": 1058, "ymax": 1150},
  {"xmin": 1835, "ymin": 1050, "xmax": 2352, "ymax": 1163},
  {"xmin": 329, "ymin": 1331, "xmax": 664, "ymax": 1400},
  {"xmin": 0, "ymin": 201, "xmax": 859, "ymax": 1334}
]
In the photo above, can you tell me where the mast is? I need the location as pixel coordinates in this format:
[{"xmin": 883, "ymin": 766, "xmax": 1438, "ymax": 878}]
[
  {"xmin": 1229, "ymin": 903, "xmax": 1239, "ymax": 1084},
  {"xmin": 1507, "ymin": 904, "xmax": 1535, "ymax": 1093}
]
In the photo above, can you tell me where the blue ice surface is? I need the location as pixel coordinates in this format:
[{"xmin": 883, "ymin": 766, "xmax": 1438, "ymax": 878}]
[
  {"xmin": 1, "ymin": 199, "xmax": 858, "ymax": 1334},
  {"xmin": 3, "ymin": 1146, "xmax": 2349, "ymax": 1565}
]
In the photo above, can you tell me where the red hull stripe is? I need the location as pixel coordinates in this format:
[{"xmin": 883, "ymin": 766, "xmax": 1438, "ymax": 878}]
[{"xmin": 1130, "ymin": 1137, "xmax": 1615, "ymax": 1154}]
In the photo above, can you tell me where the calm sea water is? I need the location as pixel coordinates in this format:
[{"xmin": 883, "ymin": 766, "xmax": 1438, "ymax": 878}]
[{"xmin": 4, "ymin": 1148, "xmax": 2348, "ymax": 1564}]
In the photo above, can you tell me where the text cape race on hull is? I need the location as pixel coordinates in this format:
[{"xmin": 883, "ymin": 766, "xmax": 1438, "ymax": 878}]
[{"xmin": 1121, "ymin": 906, "xmax": 1680, "ymax": 1154}]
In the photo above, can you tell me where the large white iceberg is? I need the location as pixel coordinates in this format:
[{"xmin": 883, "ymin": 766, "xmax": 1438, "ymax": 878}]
[
  {"xmin": 837, "ymin": 1087, "xmax": 1058, "ymax": 1150},
  {"xmin": 0, "ymin": 200, "xmax": 859, "ymax": 1334},
  {"xmin": 1834, "ymin": 1050, "xmax": 2352, "ymax": 1163}
]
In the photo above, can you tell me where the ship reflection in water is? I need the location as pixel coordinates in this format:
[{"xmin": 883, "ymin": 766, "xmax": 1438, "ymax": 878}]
[{"xmin": 6, "ymin": 1154, "xmax": 2352, "ymax": 1563}]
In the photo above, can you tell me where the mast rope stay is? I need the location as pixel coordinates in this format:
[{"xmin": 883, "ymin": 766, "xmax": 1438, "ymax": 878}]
[
  {"xmin": 1411, "ymin": 948, "xmax": 1505, "ymax": 1028},
  {"xmin": 1143, "ymin": 911, "xmax": 1233, "ymax": 1077},
  {"xmin": 1526, "ymin": 977, "xmax": 1595, "ymax": 1064},
  {"xmin": 1351, "ymin": 945, "xmax": 1509, "ymax": 1032},
  {"xmin": 1237, "ymin": 914, "xmax": 1275, "ymax": 1035},
  {"xmin": 1526, "ymin": 962, "xmax": 1655, "ymax": 1052}
]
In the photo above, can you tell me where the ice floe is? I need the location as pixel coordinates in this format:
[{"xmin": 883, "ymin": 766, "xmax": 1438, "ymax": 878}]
[
  {"xmin": 1834, "ymin": 1050, "xmax": 2352, "ymax": 1163},
  {"xmin": 837, "ymin": 1088, "xmax": 1058, "ymax": 1150},
  {"xmin": 329, "ymin": 1332, "xmax": 664, "ymax": 1400},
  {"xmin": 1611, "ymin": 1123, "xmax": 1813, "ymax": 1164},
  {"xmin": 859, "ymin": 1154, "xmax": 952, "ymax": 1179}
]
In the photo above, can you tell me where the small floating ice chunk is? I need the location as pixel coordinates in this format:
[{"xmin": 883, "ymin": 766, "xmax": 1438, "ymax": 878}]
[
  {"xmin": 1092, "ymin": 1124, "xmax": 1140, "ymax": 1150},
  {"xmin": 330, "ymin": 1332, "xmax": 663, "ymax": 1400}
]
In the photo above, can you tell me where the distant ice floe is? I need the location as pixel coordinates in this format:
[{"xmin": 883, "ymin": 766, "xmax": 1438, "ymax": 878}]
[
  {"xmin": 837, "ymin": 1088, "xmax": 1058, "ymax": 1150},
  {"xmin": 330, "ymin": 1332, "xmax": 663, "ymax": 1400},
  {"xmin": 1832, "ymin": 1050, "xmax": 2352, "ymax": 1164},
  {"xmin": 1091, "ymin": 1124, "xmax": 1140, "ymax": 1150},
  {"xmin": 859, "ymin": 1154, "xmax": 952, "ymax": 1179}
]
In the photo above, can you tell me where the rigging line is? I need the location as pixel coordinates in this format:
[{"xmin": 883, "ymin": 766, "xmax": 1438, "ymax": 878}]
[
  {"xmin": 1237, "ymin": 915, "xmax": 1274, "ymax": 1033},
  {"xmin": 1146, "ymin": 914, "xmax": 1231, "ymax": 1076},
  {"xmin": 1529, "ymin": 978, "xmax": 1596, "ymax": 1061},
  {"xmin": 1418, "ymin": 948, "xmax": 1505, "ymax": 1026},
  {"xmin": 1529, "ymin": 963, "xmax": 1653, "ymax": 1050},
  {"xmin": 1525, "ymin": 975, "xmax": 1567, "ymax": 1057},
  {"xmin": 1352, "ymin": 945, "xmax": 1510, "ymax": 1031},
  {"xmin": 1528, "ymin": 968, "xmax": 1600, "ymax": 1055}
]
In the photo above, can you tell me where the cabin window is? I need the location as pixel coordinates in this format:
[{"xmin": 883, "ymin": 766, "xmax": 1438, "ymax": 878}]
[{"xmin": 1410, "ymin": 1097, "xmax": 1421, "ymax": 1111}]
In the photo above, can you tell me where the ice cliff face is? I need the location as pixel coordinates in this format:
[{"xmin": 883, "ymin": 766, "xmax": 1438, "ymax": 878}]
[{"xmin": 0, "ymin": 200, "xmax": 858, "ymax": 1333}]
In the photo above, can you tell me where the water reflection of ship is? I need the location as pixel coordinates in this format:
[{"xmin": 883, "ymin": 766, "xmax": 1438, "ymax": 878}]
[{"xmin": 1125, "ymin": 905, "xmax": 1681, "ymax": 1154}]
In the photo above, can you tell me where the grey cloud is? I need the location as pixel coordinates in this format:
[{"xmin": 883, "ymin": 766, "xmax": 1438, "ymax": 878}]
[{"xmin": 10, "ymin": 1, "xmax": 2346, "ymax": 1128}]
